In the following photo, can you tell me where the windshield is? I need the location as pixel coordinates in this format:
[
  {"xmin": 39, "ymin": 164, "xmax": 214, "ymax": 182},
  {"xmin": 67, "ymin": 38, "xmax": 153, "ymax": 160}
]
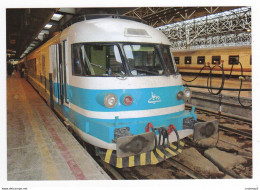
[
  {"xmin": 123, "ymin": 44, "xmax": 164, "ymax": 76},
  {"xmin": 71, "ymin": 43, "xmax": 125, "ymax": 76},
  {"xmin": 71, "ymin": 43, "xmax": 176, "ymax": 77}
]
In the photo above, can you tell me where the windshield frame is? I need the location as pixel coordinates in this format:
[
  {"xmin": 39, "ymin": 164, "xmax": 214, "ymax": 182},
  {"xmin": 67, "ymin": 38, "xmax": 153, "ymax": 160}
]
[{"xmin": 71, "ymin": 42, "xmax": 177, "ymax": 77}]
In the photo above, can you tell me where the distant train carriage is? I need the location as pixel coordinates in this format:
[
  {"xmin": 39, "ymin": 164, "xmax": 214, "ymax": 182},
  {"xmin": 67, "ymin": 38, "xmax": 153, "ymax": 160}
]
[
  {"xmin": 172, "ymin": 46, "xmax": 251, "ymax": 76},
  {"xmin": 22, "ymin": 15, "xmax": 218, "ymax": 168}
]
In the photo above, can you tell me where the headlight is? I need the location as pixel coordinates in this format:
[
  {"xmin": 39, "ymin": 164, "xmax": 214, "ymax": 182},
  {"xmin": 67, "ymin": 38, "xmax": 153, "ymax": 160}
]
[
  {"xmin": 176, "ymin": 91, "xmax": 184, "ymax": 100},
  {"xmin": 104, "ymin": 93, "xmax": 118, "ymax": 108},
  {"xmin": 183, "ymin": 88, "xmax": 192, "ymax": 100}
]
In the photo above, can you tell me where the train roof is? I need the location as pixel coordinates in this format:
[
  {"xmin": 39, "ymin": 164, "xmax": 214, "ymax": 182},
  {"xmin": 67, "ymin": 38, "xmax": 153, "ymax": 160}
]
[{"xmin": 60, "ymin": 16, "xmax": 171, "ymax": 45}]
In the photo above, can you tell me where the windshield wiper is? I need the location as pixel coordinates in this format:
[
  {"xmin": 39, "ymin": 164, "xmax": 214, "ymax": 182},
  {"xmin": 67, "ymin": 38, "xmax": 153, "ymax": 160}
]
[
  {"xmin": 90, "ymin": 62, "xmax": 127, "ymax": 79},
  {"xmin": 133, "ymin": 68, "xmax": 158, "ymax": 75}
]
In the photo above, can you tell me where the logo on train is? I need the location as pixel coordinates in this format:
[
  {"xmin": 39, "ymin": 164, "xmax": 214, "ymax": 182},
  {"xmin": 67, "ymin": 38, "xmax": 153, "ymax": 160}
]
[{"xmin": 148, "ymin": 92, "xmax": 161, "ymax": 104}]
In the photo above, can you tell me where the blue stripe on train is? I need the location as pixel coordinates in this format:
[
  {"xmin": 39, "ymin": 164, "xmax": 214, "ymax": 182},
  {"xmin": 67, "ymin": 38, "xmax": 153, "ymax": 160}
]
[
  {"xmin": 56, "ymin": 103, "xmax": 196, "ymax": 143},
  {"xmin": 53, "ymin": 83, "xmax": 195, "ymax": 143},
  {"xmin": 53, "ymin": 83, "xmax": 185, "ymax": 112}
]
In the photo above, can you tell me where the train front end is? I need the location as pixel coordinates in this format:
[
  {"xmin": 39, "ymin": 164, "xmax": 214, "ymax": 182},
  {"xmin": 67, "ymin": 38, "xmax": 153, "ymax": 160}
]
[
  {"xmin": 93, "ymin": 44, "xmax": 218, "ymax": 167},
  {"xmin": 67, "ymin": 18, "xmax": 218, "ymax": 168}
]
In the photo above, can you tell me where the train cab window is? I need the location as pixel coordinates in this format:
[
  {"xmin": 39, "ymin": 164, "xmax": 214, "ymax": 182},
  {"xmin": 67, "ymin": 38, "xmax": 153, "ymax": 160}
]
[
  {"xmin": 185, "ymin": 56, "xmax": 191, "ymax": 64},
  {"xmin": 229, "ymin": 55, "xmax": 239, "ymax": 65},
  {"xmin": 212, "ymin": 56, "xmax": 221, "ymax": 64},
  {"xmin": 71, "ymin": 43, "xmax": 124, "ymax": 77},
  {"xmin": 161, "ymin": 45, "xmax": 176, "ymax": 74},
  {"xmin": 197, "ymin": 56, "xmax": 205, "ymax": 64},
  {"xmin": 174, "ymin": 57, "xmax": 180, "ymax": 65},
  {"xmin": 123, "ymin": 44, "xmax": 164, "ymax": 76}
]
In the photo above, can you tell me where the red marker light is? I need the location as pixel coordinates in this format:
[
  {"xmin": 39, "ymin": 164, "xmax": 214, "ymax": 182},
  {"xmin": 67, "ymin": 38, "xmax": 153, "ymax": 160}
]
[{"xmin": 123, "ymin": 95, "xmax": 133, "ymax": 106}]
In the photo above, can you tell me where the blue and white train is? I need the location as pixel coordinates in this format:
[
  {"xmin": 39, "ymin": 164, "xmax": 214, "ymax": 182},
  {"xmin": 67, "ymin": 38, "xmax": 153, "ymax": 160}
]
[{"xmin": 23, "ymin": 15, "xmax": 218, "ymax": 168}]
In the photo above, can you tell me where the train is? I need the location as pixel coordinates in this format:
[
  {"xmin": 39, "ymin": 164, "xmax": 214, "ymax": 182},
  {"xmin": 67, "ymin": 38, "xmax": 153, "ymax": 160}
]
[
  {"xmin": 172, "ymin": 46, "xmax": 252, "ymax": 76},
  {"xmin": 18, "ymin": 15, "xmax": 218, "ymax": 168}
]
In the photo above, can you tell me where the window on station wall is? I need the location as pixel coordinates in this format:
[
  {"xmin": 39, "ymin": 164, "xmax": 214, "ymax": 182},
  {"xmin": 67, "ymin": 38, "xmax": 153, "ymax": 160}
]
[
  {"xmin": 250, "ymin": 55, "xmax": 252, "ymax": 65},
  {"xmin": 229, "ymin": 55, "xmax": 239, "ymax": 65},
  {"xmin": 197, "ymin": 56, "xmax": 205, "ymax": 64},
  {"xmin": 185, "ymin": 56, "xmax": 191, "ymax": 64},
  {"xmin": 174, "ymin": 57, "xmax": 180, "ymax": 64},
  {"xmin": 212, "ymin": 56, "xmax": 221, "ymax": 64}
]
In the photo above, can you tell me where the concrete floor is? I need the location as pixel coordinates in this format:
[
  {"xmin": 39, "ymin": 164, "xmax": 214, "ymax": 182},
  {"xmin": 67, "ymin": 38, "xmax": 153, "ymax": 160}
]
[{"xmin": 7, "ymin": 72, "xmax": 111, "ymax": 180}]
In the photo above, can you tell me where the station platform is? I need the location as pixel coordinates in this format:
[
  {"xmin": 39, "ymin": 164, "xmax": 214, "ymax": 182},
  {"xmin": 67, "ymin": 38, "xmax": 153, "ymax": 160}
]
[
  {"xmin": 182, "ymin": 74, "xmax": 252, "ymax": 98},
  {"xmin": 7, "ymin": 72, "xmax": 111, "ymax": 180}
]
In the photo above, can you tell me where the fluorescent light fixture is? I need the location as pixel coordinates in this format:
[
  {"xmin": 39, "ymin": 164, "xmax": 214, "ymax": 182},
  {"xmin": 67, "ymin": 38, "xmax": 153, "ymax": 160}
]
[
  {"xmin": 44, "ymin": 24, "xmax": 52, "ymax": 29},
  {"xmin": 51, "ymin": 13, "xmax": 63, "ymax": 21}
]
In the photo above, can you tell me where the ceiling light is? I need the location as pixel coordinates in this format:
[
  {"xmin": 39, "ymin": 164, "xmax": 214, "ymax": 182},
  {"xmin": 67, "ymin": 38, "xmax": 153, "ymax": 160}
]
[
  {"xmin": 51, "ymin": 13, "xmax": 63, "ymax": 21},
  {"xmin": 44, "ymin": 24, "xmax": 52, "ymax": 29}
]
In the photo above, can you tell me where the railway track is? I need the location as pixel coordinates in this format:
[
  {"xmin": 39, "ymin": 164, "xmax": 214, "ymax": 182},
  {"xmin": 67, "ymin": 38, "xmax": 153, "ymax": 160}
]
[{"xmin": 186, "ymin": 105, "xmax": 252, "ymax": 139}]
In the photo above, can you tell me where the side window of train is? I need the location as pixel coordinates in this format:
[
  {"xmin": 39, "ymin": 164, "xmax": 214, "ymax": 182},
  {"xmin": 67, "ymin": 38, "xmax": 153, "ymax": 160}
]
[
  {"xmin": 229, "ymin": 55, "xmax": 239, "ymax": 65},
  {"xmin": 28, "ymin": 58, "xmax": 36, "ymax": 75},
  {"xmin": 212, "ymin": 56, "xmax": 221, "ymax": 64},
  {"xmin": 174, "ymin": 57, "xmax": 179, "ymax": 64},
  {"xmin": 185, "ymin": 56, "xmax": 191, "ymax": 64},
  {"xmin": 72, "ymin": 43, "xmax": 124, "ymax": 76},
  {"xmin": 197, "ymin": 56, "xmax": 205, "ymax": 64}
]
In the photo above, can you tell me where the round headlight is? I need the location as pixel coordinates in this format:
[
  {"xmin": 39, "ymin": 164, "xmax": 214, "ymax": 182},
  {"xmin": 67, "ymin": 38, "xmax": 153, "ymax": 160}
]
[
  {"xmin": 183, "ymin": 88, "xmax": 192, "ymax": 99},
  {"xmin": 104, "ymin": 93, "xmax": 118, "ymax": 108},
  {"xmin": 176, "ymin": 91, "xmax": 184, "ymax": 100}
]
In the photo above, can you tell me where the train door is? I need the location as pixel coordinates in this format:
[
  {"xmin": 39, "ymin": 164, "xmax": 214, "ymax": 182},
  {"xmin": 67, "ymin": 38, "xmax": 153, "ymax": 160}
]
[
  {"xmin": 49, "ymin": 44, "xmax": 62, "ymax": 105},
  {"xmin": 62, "ymin": 40, "xmax": 69, "ymax": 107},
  {"xmin": 50, "ymin": 41, "xmax": 69, "ymax": 107}
]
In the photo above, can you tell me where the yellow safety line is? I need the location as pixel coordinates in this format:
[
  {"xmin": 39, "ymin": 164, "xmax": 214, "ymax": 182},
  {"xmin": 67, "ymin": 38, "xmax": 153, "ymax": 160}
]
[
  {"xmin": 105, "ymin": 149, "xmax": 113, "ymax": 163},
  {"xmin": 116, "ymin": 157, "xmax": 123, "ymax": 168},
  {"xmin": 140, "ymin": 153, "xmax": 146, "ymax": 166},
  {"xmin": 156, "ymin": 148, "xmax": 165, "ymax": 159},
  {"xmin": 21, "ymin": 83, "xmax": 60, "ymax": 180},
  {"xmin": 165, "ymin": 147, "xmax": 177, "ymax": 156},
  {"xmin": 150, "ymin": 151, "xmax": 159, "ymax": 165},
  {"xmin": 129, "ymin": 156, "xmax": 135, "ymax": 167},
  {"xmin": 170, "ymin": 144, "xmax": 182, "ymax": 153}
]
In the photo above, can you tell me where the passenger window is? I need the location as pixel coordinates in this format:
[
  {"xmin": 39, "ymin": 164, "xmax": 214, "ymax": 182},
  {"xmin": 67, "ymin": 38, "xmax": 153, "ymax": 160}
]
[
  {"xmin": 185, "ymin": 56, "xmax": 191, "ymax": 64},
  {"xmin": 197, "ymin": 56, "xmax": 205, "ymax": 64},
  {"xmin": 71, "ymin": 44, "xmax": 124, "ymax": 76},
  {"xmin": 212, "ymin": 56, "xmax": 221, "ymax": 64},
  {"xmin": 174, "ymin": 57, "xmax": 180, "ymax": 64},
  {"xmin": 229, "ymin": 55, "xmax": 239, "ymax": 65}
]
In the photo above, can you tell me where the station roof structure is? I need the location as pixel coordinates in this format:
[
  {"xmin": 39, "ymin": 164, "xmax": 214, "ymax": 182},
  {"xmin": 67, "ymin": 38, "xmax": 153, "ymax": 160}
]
[{"xmin": 6, "ymin": 7, "xmax": 244, "ymax": 60}]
